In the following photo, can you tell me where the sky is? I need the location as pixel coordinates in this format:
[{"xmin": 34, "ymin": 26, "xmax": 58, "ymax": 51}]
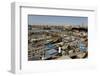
[{"xmin": 28, "ymin": 15, "xmax": 88, "ymax": 26}]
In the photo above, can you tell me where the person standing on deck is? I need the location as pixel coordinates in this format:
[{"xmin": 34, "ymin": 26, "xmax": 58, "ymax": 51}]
[{"xmin": 58, "ymin": 45, "xmax": 62, "ymax": 56}]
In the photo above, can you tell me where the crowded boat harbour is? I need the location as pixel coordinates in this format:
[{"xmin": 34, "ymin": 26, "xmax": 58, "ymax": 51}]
[{"xmin": 28, "ymin": 24, "xmax": 88, "ymax": 61}]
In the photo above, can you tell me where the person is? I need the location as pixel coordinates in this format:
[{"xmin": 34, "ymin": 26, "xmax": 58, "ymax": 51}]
[
  {"xmin": 58, "ymin": 46, "xmax": 61, "ymax": 53},
  {"xmin": 58, "ymin": 45, "xmax": 62, "ymax": 56}
]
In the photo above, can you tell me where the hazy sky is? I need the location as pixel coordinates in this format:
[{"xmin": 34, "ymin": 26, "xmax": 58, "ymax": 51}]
[{"xmin": 28, "ymin": 15, "xmax": 88, "ymax": 25}]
